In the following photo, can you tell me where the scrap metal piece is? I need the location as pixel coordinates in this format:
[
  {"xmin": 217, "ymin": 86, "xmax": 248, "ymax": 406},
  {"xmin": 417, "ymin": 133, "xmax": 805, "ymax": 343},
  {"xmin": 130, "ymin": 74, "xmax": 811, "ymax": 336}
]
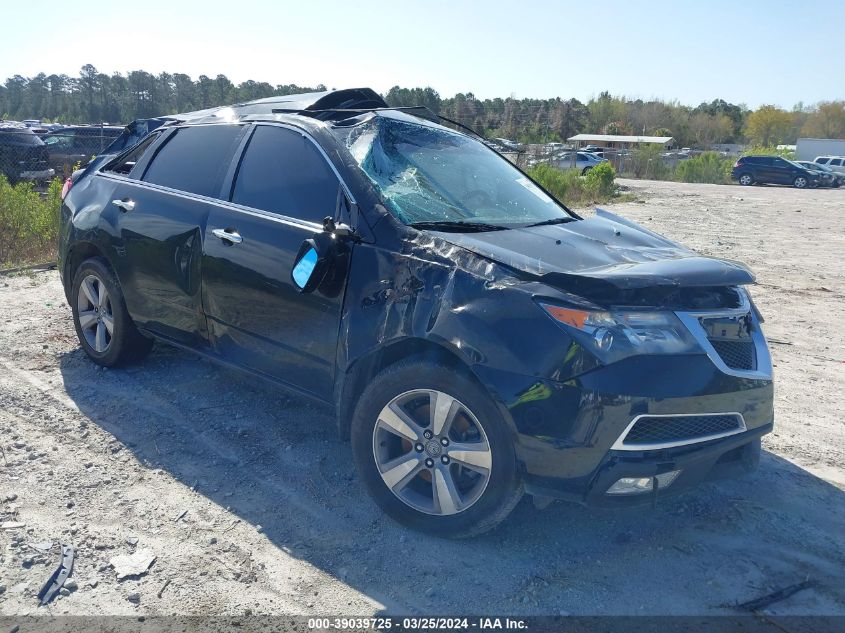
[
  {"xmin": 737, "ymin": 580, "xmax": 817, "ymax": 612},
  {"xmin": 37, "ymin": 544, "xmax": 75, "ymax": 605}
]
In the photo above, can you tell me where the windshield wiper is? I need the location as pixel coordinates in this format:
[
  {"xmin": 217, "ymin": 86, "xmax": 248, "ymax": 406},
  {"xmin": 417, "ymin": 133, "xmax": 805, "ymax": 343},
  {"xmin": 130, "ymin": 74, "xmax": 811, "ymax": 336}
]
[
  {"xmin": 525, "ymin": 217, "xmax": 576, "ymax": 228},
  {"xmin": 408, "ymin": 220, "xmax": 509, "ymax": 232}
]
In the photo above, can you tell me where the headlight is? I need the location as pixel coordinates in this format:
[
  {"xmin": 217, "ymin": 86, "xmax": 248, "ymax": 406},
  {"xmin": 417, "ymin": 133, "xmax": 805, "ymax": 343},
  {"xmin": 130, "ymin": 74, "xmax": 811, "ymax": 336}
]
[{"xmin": 539, "ymin": 303, "xmax": 699, "ymax": 364}]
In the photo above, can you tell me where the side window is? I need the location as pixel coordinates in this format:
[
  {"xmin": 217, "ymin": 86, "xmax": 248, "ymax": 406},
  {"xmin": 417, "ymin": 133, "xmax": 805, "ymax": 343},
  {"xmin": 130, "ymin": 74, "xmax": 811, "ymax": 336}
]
[
  {"xmin": 231, "ymin": 125, "xmax": 339, "ymax": 223},
  {"xmin": 143, "ymin": 125, "xmax": 244, "ymax": 197},
  {"xmin": 815, "ymin": 157, "xmax": 829, "ymax": 164},
  {"xmin": 831, "ymin": 158, "xmax": 843, "ymax": 166},
  {"xmin": 104, "ymin": 134, "xmax": 160, "ymax": 176}
]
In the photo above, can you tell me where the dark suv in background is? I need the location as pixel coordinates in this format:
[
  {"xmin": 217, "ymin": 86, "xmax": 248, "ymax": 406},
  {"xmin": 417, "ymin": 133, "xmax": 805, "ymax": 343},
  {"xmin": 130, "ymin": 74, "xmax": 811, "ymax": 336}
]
[
  {"xmin": 59, "ymin": 89, "xmax": 774, "ymax": 537},
  {"xmin": 731, "ymin": 155, "xmax": 821, "ymax": 188},
  {"xmin": 42, "ymin": 125, "xmax": 123, "ymax": 177},
  {"xmin": 0, "ymin": 124, "xmax": 55, "ymax": 183}
]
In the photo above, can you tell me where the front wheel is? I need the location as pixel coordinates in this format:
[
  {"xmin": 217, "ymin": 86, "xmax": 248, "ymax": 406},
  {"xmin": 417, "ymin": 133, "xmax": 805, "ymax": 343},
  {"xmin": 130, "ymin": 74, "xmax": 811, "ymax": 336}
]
[
  {"xmin": 71, "ymin": 257, "xmax": 153, "ymax": 367},
  {"xmin": 351, "ymin": 359, "xmax": 523, "ymax": 538},
  {"xmin": 793, "ymin": 176, "xmax": 809, "ymax": 189}
]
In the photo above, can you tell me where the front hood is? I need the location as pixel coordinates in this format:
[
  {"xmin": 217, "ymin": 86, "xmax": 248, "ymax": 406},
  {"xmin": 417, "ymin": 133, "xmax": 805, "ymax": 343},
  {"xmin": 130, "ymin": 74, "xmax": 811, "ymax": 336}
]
[{"xmin": 431, "ymin": 209, "xmax": 754, "ymax": 294}]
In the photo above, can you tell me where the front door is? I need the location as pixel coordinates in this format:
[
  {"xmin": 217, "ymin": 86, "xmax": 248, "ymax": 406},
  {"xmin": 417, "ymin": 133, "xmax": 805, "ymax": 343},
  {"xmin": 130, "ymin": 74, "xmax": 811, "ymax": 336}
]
[{"xmin": 201, "ymin": 124, "xmax": 350, "ymax": 400}]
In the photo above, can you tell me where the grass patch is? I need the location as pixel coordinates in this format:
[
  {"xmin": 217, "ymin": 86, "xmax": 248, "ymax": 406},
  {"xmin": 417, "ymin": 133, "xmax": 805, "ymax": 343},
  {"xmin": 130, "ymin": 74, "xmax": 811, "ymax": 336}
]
[{"xmin": 0, "ymin": 176, "xmax": 62, "ymax": 269}]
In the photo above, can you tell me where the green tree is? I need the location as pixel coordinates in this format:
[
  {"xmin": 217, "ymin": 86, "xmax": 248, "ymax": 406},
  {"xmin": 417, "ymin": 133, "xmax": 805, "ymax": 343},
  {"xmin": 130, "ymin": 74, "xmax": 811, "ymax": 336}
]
[{"xmin": 745, "ymin": 105, "xmax": 794, "ymax": 146}]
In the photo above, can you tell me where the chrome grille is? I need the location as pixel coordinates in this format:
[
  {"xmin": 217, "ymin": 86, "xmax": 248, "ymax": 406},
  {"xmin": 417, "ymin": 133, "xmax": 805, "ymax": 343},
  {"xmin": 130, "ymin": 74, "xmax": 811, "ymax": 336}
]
[{"xmin": 617, "ymin": 413, "xmax": 745, "ymax": 449}]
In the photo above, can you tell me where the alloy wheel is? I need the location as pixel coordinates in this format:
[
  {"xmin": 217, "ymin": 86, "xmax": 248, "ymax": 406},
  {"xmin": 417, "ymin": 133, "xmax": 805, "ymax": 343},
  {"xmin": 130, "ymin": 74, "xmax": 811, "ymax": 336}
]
[
  {"xmin": 372, "ymin": 389, "xmax": 492, "ymax": 516},
  {"xmin": 794, "ymin": 177, "xmax": 807, "ymax": 188},
  {"xmin": 739, "ymin": 174, "xmax": 752, "ymax": 185},
  {"xmin": 77, "ymin": 274, "xmax": 113, "ymax": 353}
]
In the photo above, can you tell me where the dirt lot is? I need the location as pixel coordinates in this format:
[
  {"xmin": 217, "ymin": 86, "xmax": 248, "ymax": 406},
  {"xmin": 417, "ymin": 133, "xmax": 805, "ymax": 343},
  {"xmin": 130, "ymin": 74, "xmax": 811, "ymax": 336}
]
[{"xmin": 1, "ymin": 179, "xmax": 844, "ymax": 617}]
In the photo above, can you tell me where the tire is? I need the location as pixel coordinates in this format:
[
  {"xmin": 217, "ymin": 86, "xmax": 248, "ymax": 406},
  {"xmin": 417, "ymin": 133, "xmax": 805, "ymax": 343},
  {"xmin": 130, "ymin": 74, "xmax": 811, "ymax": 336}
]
[
  {"xmin": 738, "ymin": 173, "xmax": 754, "ymax": 186},
  {"xmin": 581, "ymin": 166, "xmax": 593, "ymax": 176},
  {"xmin": 351, "ymin": 358, "xmax": 523, "ymax": 538},
  {"xmin": 793, "ymin": 176, "xmax": 808, "ymax": 189},
  {"xmin": 70, "ymin": 257, "xmax": 153, "ymax": 367}
]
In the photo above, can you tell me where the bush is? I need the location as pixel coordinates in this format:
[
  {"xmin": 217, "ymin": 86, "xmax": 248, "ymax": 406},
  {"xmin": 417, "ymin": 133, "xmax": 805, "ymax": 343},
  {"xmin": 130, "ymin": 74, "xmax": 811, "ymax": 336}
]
[
  {"xmin": 624, "ymin": 145, "xmax": 672, "ymax": 180},
  {"xmin": 674, "ymin": 152, "xmax": 733, "ymax": 184},
  {"xmin": 526, "ymin": 163, "xmax": 583, "ymax": 202},
  {"xmin": 584, "ymin": 161, "xmax": 616, "ymax": 197},
  {"xmin": 0, "ymin": 176, "xmax": 62, "ymax": 268},
  {"xmin": 526, "ymin": 162, "xmax": 617, "ymax": 207}
]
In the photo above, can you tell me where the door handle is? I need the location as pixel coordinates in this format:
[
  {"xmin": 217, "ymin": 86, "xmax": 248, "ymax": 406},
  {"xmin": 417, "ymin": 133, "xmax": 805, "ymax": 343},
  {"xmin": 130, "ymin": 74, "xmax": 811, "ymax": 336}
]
[
  {"xmin": 212, "ymin": 228, "xmax": 243, "ymax": 245},
  {"xmin": 111, "ymin": 198, "xmax": 135, "ymax": 212}
]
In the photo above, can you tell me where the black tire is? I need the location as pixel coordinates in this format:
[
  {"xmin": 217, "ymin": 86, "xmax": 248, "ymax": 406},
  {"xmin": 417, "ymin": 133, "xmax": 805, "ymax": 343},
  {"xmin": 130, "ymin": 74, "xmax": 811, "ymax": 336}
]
[
  {"xmin": 581, "ymin": 166, "xmax": 593, "ymax": 176},
  {"xmin": 793, "ymin": 176, "xmax": 809, "ymax": 189},
  {"xmin": 737, "ymin": 173, "xmax": 754, "ymax": 186},
  {"xmin": 70, "ymin": 257, "xmax": 153, "ymax": 367},
  {"xmin": 351, "ymin": 358, "xmax": 523, "ymax": 538}
]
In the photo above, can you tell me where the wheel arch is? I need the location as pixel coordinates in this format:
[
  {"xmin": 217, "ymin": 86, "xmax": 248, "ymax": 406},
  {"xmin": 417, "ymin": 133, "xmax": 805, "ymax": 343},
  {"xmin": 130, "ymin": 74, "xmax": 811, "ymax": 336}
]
[
  {"xmin": 63, "ymin": 241, "xmax": 109, "ymax": 303},
  {"xmin": 336, "ymin": 337, "xmax": 501, "ymax": 442}
]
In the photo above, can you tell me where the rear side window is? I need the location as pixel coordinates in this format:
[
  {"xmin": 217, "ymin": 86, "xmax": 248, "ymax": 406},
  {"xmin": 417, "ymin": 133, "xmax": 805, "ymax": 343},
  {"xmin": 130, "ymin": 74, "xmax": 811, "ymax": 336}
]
[
  {"xmin": 105, "ymin": 134, "xmax": 160, "ymax": 176},
  {"xmin": 143, "ymin": 125, "xmax": 244, "ymax": 197},
  {"xmin": 231, "ymin": 125, "xmax": 339, "ymax": 223},
  {"xmin": 831, "ymin": 158, "xmax": 843, "ymax": 166},
  {"xmin": 815, "ymin": 157, "xmax": 829, "ymax": 164}
]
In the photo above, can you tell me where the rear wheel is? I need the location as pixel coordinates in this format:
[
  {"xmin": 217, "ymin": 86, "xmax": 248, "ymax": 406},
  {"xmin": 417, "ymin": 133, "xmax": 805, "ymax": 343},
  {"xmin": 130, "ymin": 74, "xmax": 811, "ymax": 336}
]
[
  {"xmin": 581, "ymin": 166, "xmax": 593, "ymax": 176},
  {"xmin": 71, "ymin": 257, "xmax": 153, "ymax": 367},
  {"xmin": 738, "ymin": 173, "xmax": 753, "ymax": 186},
  {"xmin": 351, "ymin": 359, "xmax": 523, "ymax": 538},
  {"xmin": 793, "ymin": 176, "xmax": 808, "ymax": 189}
]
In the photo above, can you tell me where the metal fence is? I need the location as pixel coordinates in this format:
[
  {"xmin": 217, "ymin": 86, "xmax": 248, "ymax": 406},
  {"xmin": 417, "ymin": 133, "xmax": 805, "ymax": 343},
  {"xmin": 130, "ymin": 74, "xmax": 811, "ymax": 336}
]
[{"xmin": 0, "ymin": 125, "xmax": 122, "ymax": 186}]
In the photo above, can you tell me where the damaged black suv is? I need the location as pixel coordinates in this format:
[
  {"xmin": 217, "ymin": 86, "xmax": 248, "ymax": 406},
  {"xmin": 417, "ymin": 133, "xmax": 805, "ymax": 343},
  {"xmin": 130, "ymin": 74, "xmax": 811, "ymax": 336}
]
[{"xmin": 58, "ymin": 89, "xmax": 774, "ymax": 537}]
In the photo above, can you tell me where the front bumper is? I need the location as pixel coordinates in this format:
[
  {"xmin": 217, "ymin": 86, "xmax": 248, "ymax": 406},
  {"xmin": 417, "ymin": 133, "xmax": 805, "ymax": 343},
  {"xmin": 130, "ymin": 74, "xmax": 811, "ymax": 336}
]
[{"xmin": 532, "ymin": 423, "xmax": 769, "ymax": 506}]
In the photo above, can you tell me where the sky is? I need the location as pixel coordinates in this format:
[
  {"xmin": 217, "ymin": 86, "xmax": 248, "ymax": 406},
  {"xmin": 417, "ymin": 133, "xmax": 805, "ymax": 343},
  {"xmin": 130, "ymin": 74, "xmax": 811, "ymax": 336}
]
[{"xmin": 2, "ymin": 0, "xmax": 843, "ymax": 108}]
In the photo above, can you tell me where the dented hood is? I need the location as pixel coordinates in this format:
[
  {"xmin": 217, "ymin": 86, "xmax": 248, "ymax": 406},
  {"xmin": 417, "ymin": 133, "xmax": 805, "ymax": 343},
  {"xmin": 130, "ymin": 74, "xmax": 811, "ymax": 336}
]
[{"xmin": 430, "ymin": 209, "xmax": 755, "ymax": 292}]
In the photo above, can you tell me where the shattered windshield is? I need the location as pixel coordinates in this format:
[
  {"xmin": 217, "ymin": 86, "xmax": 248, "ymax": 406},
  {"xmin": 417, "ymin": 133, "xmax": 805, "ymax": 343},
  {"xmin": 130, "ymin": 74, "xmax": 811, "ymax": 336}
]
[{"xmin": 343, "ymin": 114, "xmax": 572, "ymax": 228}]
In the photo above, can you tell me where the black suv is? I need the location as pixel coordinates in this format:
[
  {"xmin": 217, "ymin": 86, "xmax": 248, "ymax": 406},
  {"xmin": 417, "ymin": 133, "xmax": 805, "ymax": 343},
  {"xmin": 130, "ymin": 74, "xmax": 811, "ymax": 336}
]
[
  {"xmin": 59, "ymin": 89, "xmax": 774, "ymax": 537},
  {"xmin": 0, "ymin": 124, "xmax": 55, "ymax": 183},
  {"xmin": 731, "ymin": 155, "xmax": 821, "ymax": 188}
]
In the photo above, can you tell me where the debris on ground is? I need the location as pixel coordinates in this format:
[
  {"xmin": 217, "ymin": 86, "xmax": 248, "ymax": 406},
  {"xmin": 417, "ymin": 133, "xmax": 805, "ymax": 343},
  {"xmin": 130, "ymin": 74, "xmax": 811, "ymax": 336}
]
[
  {"xmin": 36, "ymin": 544, "xmax": 75, "ymax": 605},
  {"xmin": 109, "ymin": 549, "xmax": 157, "ymax": 580},
  {"xmin": 736, "ymin": 580, "xmax": 818, "ymax": 612}
]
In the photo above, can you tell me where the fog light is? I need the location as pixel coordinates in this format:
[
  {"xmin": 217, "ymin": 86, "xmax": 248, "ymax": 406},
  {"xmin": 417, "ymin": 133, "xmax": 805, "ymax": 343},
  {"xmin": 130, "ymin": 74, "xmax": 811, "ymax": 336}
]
[{"xmin": 605, "ymin": 470, "xmax": 681, "ymax": 495}]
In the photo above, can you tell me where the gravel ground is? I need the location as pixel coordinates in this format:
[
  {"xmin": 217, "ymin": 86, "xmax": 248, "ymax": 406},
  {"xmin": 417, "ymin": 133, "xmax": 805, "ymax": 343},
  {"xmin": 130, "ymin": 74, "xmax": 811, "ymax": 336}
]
[{"xmin": 0, "ymin": 179, "xmax": 843, "ymax": 617}]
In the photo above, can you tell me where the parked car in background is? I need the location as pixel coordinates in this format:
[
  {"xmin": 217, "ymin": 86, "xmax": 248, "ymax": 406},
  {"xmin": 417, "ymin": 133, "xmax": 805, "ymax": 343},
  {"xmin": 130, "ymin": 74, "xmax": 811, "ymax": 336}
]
[
  {"xmin": 42, "ymin": 125, "xmax": 123, "ymax": 176},
  {"xmin": 0, "ymin": 123, "xmax": 55, "ymax": 183},
  {"xmin": 731, "ymin": 155, "xmax": 821, "ymax": 188},
  {"xmin": 58, "ymin": 89, "xmax": 773, "ymax": 537},
  {"xmin": 813, "ymin": 156, "xmax": 845, "ymax": 176},
  {"xmin": 796, "ymin": 161, "xmax": 842, "ymax": 188},
  {"xmin": 555, "ymin": 150, "xmax": 607, "ymax": 174}
]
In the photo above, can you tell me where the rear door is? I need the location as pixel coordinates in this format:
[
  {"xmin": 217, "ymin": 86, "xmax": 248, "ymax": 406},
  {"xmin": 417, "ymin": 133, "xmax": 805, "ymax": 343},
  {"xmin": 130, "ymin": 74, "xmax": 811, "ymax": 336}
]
[
  {"xmin": 108, "ymin": 124, "xmax": 247, "ymax": 345},
  {"xmin": 201, "ymin": 123, "xmax": 349, "ymax": 400}
]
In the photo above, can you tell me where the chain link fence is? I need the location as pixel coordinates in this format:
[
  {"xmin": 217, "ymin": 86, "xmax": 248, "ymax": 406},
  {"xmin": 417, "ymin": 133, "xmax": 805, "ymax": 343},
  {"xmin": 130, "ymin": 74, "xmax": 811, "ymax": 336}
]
[{"xmin": 0, "ymin": 123, "xmax": 122, "ymax": 186}]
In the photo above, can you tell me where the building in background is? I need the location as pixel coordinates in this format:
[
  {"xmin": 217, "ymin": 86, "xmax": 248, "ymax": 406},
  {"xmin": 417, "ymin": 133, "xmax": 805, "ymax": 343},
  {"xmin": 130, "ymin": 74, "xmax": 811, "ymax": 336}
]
[
  {"xmin": 568, "ymin": 133, "xmax": 674, "ymax": 151},
  {"xmin": 796, "ymin": 138, "xmax": 845, "ymax": 161}
]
